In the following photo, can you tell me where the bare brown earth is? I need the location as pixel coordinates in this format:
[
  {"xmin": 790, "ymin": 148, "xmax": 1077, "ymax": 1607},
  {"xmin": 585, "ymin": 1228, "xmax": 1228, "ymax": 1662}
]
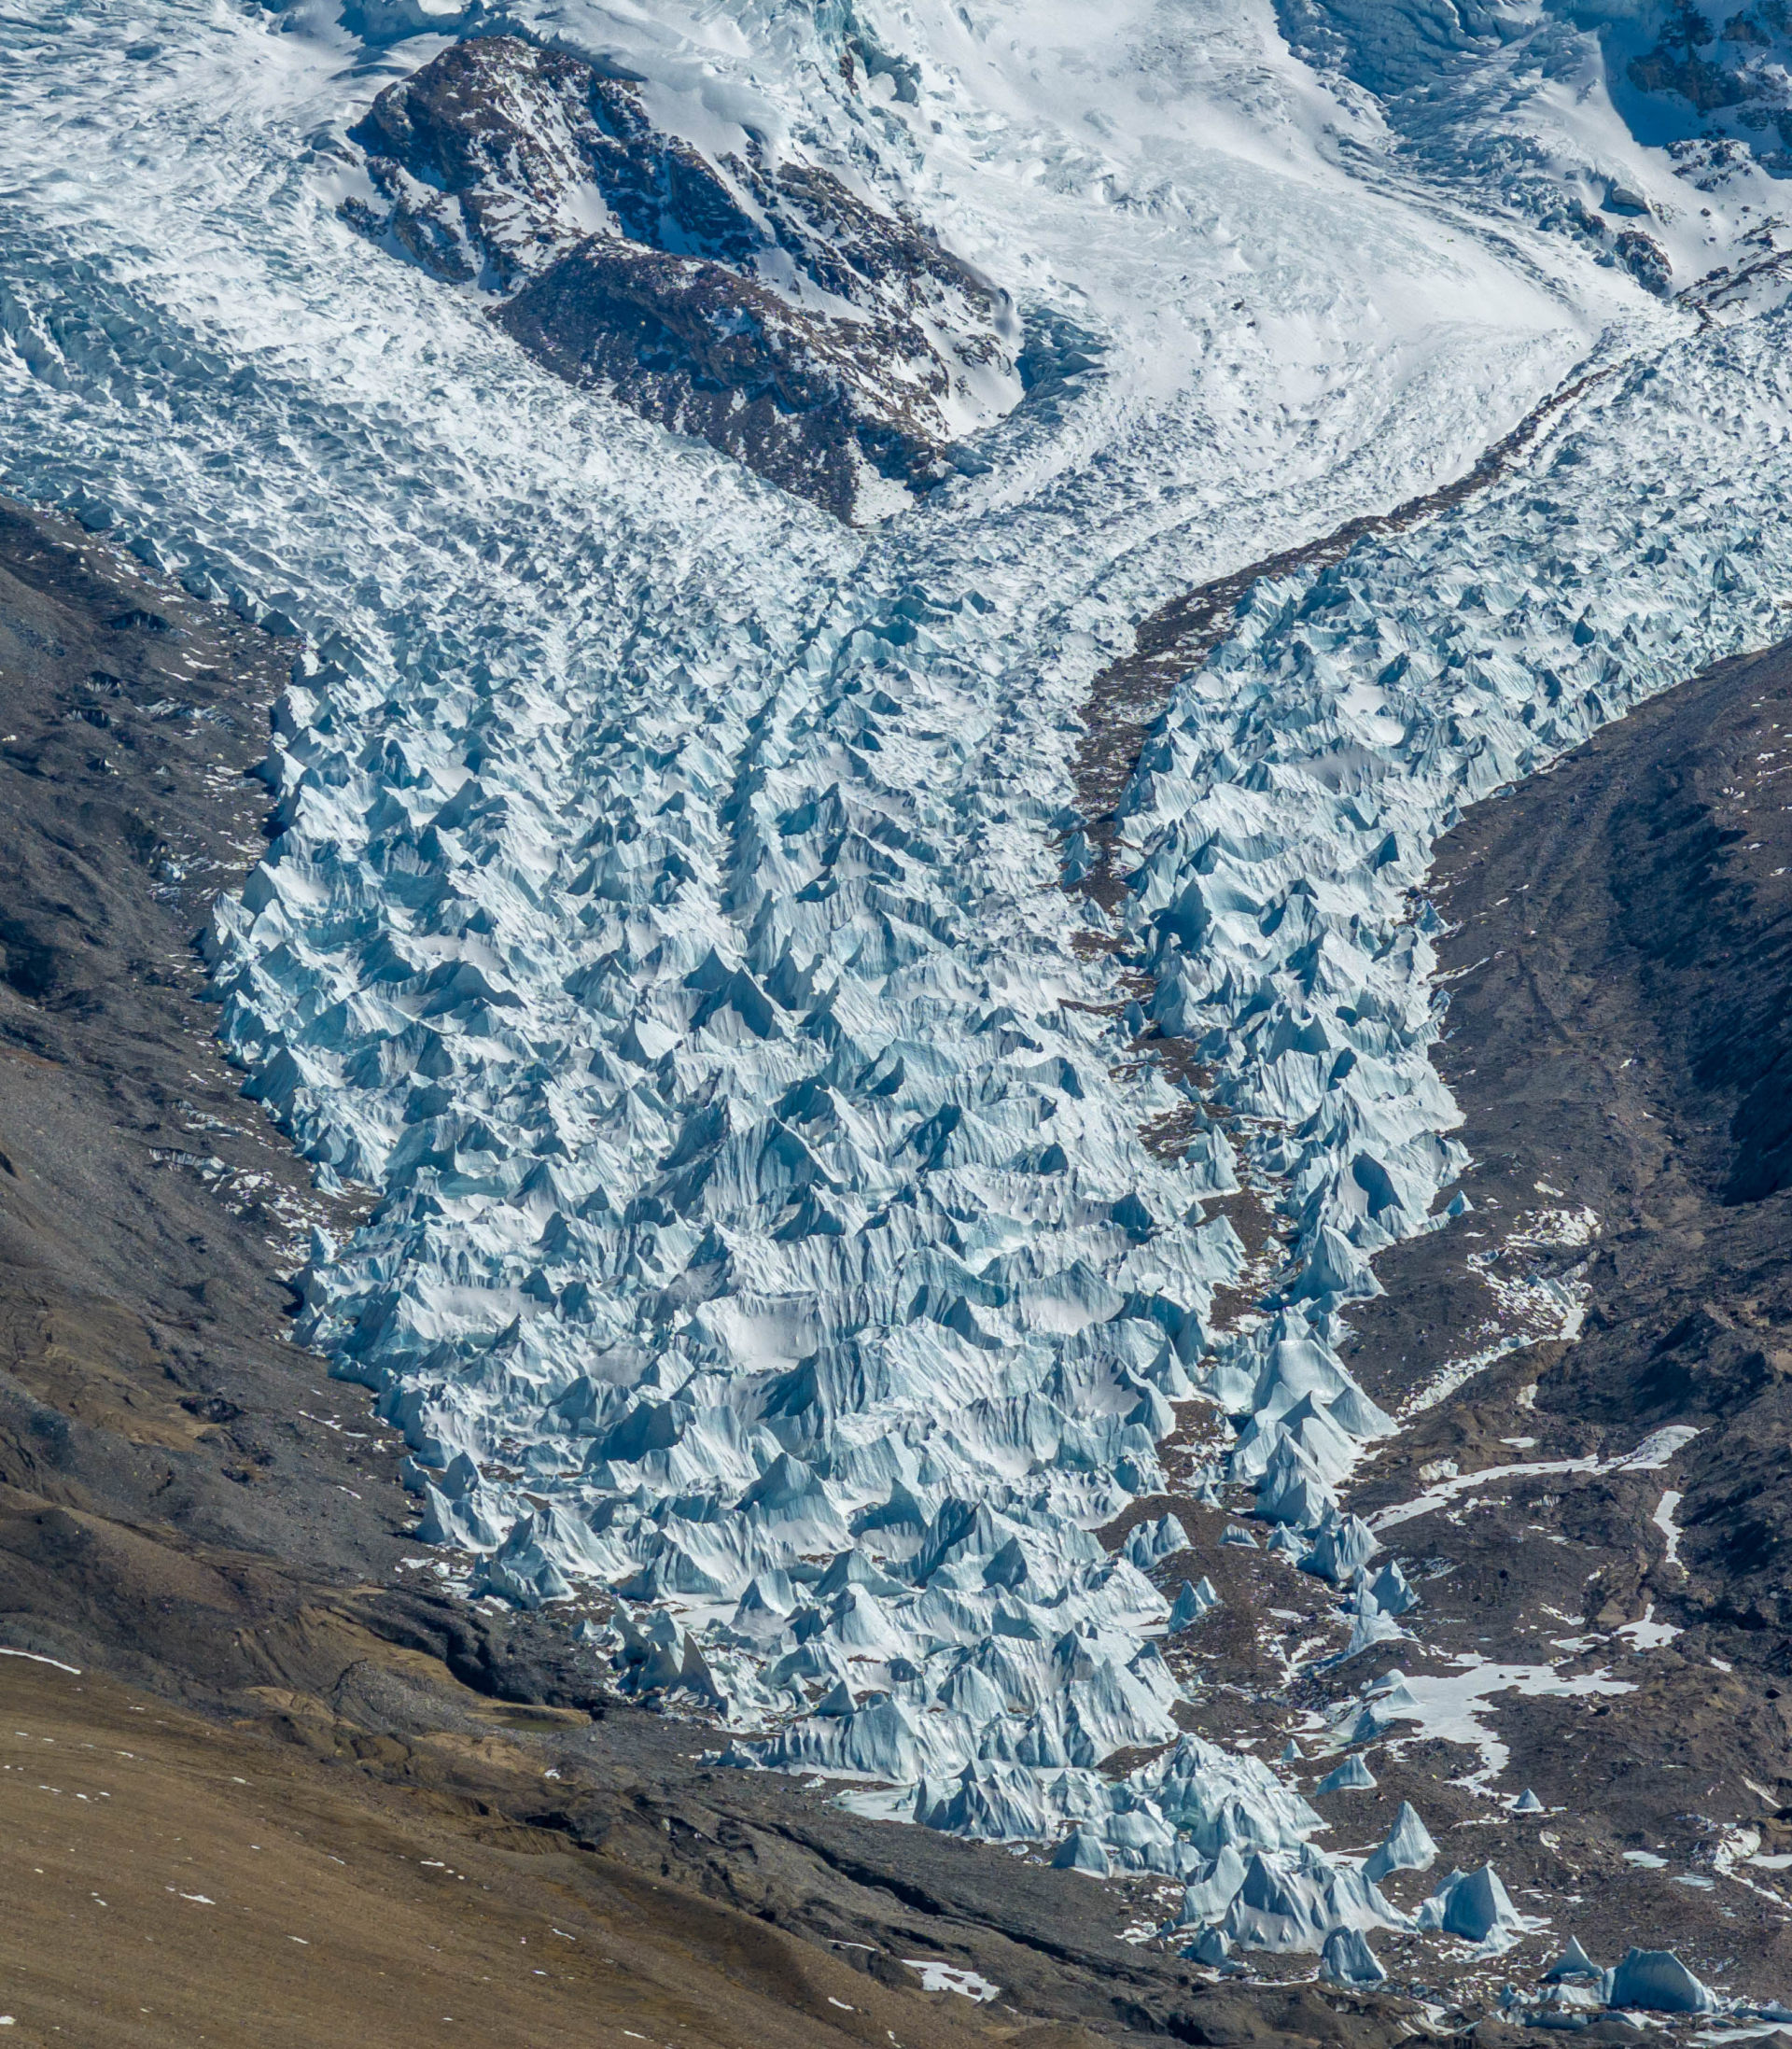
[
  {"xmin": 0, "ymin": 1650, "xmax": 1054, "ymax": 2049},
  {"xmin": 1069, "ymin": 565, "xmax": 1792, "ymax": 1996},
  {"xmin": 0, "ymin": 493, "xmax": 1437, "ymax": 2049},
  {"xmin": 1314, "ymin": 636, "xmax": 1792, "ymax": 1990}
]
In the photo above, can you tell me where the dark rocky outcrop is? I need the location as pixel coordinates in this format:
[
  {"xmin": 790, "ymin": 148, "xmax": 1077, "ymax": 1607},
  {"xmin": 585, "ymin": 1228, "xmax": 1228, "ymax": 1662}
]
[
  {"xmin": 342, "ymin": 35, "xmax": 1020, "ymax": 521},
  {"xmin": 1628, "ymin": 2, "xmax": 1753, "ymax": 113}
]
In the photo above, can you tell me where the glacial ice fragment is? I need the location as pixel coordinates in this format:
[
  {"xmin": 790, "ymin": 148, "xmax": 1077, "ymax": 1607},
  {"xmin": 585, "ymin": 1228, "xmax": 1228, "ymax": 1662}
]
[
  {"xmin": 1543, "ymin": 1937, "xmax": 1602, "ymax": 1983},
  {"xmin": 1320, "ymin": 1927, "xmax": 1387, "ymax": 1986},
  {"xmin": 1168, "ymin": 1579, "xmax": 1221, "ymax": 1631},
  {"xmin": 1255, "ymin": 1441, "xmax": 1336, "ymax": 1529},
  {"xmin": 1134, "ymin": 1735, "xmax": 1323, "ymax": 1859},
  {"xmin": 1364, "ymin": 1802, "xmax": 1437, "ymax": 1883},
  {"xmin": 1416, "ymin": 1864, "xmax": 1521, "ymax": 1949},
  {"xmin": 1300, "ymin": 1511, "xmax": 1379, "ymax": 1585},
  {"xmin": 1175, "ymin": 1844, "xmax": 1249, "ymax": 1926},
  {"xmin": 1314, "ymin": 1754, "xmax": 1377, "ymax": 1794},
  {"xmin": 1124, "ymin": 1514, "xmax": 1190, "ymax": 1569},
  {"xmin": 1051, "ymin": 1825, "xmax": 1112, "ymax": 1877},
  {"xmin": 1183, "ymin": 1926, "xmax": 1233, "ymax": 1967},
  {"xmin": 614, "ymin": 1607, "xmax": 727, "ymax": 1705},
  {"xmin": 1337, "ymin": 1674, "xmax": 1425, "ymax": 1745},
  {"xmin": 415, "ymin": 1451, "xmax": 509, "ymax": 1550},
  {"xmin": 1607, "ymin": 1949, "xmax": 1715, "ymax": 2014},
  {"xmin": 917, "ymin": 1760, "xmax": 1056, "ymax": 1843},
  {"xmin": 1366, "ymin": 1560, "xmax": 1419, "ymax": 1615},
  {"xmin": 1223, "ymin": 1848, "xmax": 1407, "ymax": 1955}
]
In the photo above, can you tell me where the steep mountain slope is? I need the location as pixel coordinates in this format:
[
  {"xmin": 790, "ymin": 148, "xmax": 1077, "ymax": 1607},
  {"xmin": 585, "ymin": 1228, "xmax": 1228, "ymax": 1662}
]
[
  {"xmin": 1338, "ymin": 626, "xmax": 1792, "ymax": 1746},
  {"xmin": 1295, "ymin": 633, "xmax": 1792, "ymax": 1993},
  {"xmin": 1277, "ymin": 0, "xmax": 1792, "ymax": 300}
]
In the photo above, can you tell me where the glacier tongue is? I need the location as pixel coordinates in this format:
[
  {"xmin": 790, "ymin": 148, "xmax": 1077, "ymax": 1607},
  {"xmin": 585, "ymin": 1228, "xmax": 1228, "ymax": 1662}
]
[{"xmin": 6, "ymin": 0, "xmax": 1792, "ymax": 1971}]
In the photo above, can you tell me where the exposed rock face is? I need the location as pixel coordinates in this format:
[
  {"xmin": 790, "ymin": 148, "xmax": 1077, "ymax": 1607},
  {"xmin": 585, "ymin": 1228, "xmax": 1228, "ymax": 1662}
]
[
  {"xmin": 1629, "ymin": 3, "xmax": 1755, "ymax": 114},
  {"xmin": 1324, "ymin": 633, "xmax": 1792, "ymax": 1980},
  {"xmin": 1280, "ymin": 0, "xmax": 1792, "ymax": 154},
  {"xmin": 342, "ymin": 35, "xmax": 1020, "ymax": 521}
]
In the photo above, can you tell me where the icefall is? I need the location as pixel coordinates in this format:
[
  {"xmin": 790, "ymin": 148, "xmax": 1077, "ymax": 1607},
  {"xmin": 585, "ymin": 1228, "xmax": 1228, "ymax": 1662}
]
[
  {"xmin": 210, "ymin": 286, "xmax": 1792, "ymax": 1970},
  {"xmin": 13, "ymin": 0, "xmax": 1792, "ymax": 1974}
]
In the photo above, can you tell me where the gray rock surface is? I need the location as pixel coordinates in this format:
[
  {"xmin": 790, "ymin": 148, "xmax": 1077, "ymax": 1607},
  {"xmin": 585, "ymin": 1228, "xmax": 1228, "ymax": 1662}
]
[
  {"xmin": 1331, "ymin": 631, "xmax": 1792, "ymax": 1992},
  {"xmin": 342, "ymin": 36, "xmax": 1020, "ymax": 522}
]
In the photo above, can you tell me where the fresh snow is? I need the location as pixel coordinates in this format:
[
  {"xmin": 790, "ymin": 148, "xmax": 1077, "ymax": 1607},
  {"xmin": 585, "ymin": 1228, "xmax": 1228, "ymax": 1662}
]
[
  {"xmin": 1370, "ymin": 1426, "xmax": 1702, "ymax": 1532},
  {"xmin": 0, "ymin": 1649, "xmax": 83, "ymax": 1676},
  {"xmin": 1332, "ymin": 1658, "xmax": 1635, "ymax": 1791},
  {"xmin": 902, "ymin": 1960, "xmax": 1001, "ymax": 2002}
]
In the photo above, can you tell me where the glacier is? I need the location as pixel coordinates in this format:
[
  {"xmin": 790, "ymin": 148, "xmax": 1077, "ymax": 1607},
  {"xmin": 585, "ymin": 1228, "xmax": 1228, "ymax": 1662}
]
[{"xmin": 5, "ymin": 0, "xmax": 1792, "ymax": 1969}]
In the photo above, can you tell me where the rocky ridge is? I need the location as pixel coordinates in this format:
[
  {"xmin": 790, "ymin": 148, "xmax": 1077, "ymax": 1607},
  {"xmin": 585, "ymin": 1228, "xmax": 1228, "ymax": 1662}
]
[{"xmin": 340, "ymin": 35, "xmax": 1021, "ymax": 523}]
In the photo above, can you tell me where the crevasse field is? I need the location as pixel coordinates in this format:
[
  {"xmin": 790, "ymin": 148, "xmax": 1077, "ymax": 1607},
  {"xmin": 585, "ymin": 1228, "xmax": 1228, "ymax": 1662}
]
[{"xmin": 7, "ymin": 0, "xmax": 1792, "ymax": 1954}]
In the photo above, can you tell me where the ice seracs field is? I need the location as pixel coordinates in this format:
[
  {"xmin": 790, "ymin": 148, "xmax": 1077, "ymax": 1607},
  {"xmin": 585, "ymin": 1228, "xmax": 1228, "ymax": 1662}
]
[{"xmin": 6, "ymin": 0, "xmax": 1792, "ymax": 2017}]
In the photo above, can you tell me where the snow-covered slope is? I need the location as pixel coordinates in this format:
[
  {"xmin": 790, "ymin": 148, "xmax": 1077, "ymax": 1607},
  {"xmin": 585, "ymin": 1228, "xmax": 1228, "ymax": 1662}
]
[
  {"xmin": 1279, "ymin": 0, "xmax": 1792, "ymax": 297},
  {"xmin": 3, "ymin": 0, "xmax": 1790, "ymax": 1976}
]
